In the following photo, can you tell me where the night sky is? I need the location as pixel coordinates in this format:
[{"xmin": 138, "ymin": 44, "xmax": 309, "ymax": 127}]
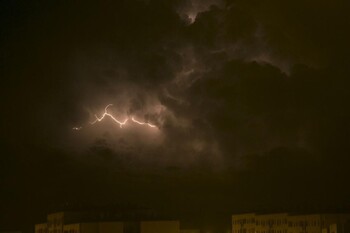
[{"xmin": 1, "ymin": 0, "xmax": 350, "ymax": 232}]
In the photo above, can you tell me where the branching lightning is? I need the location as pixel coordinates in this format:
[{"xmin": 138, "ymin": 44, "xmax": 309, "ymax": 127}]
[
  {"xmin": 90, "ymin": 104, "xmax": 129, "ymax": 128},
  {"xmin": 73, "ymin": 104, "xmax": 157, "ymax": 131}
]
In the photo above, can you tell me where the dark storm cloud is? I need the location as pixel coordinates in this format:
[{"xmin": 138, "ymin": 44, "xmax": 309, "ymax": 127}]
[
  {"xmin": 2, "ymin": 0, "xmax": 350, "ymax": 231},
  {"xmin": 1, "ymin": 0, "xmax": 349, "ymax": 180},
  {"xmin": 224, "ymin": 0, "xmax": 350, "ymax": 67}
]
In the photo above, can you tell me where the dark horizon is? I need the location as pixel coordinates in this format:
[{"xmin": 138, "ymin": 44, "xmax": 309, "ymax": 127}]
[{"xmin": 1, "ymin": 0, "xmax": 350, "ymax": 232}]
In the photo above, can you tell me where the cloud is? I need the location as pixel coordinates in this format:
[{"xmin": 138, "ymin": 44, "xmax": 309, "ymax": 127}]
[{"xmin": 2, "ymin": 0, "xmax": 349, "ymax": 169}]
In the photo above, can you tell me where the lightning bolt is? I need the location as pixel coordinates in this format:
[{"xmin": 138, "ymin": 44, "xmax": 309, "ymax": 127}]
[
  {"xmin": 131, "ymin": 117, "xmax": 156, "ymax": 128},
  {"xmin": 73, "ymin": 104, "xmax": 157, "ymax": 130},
  {"xmin": 90, "ymin": 104, "xmax": 129, "ymax": 128}
]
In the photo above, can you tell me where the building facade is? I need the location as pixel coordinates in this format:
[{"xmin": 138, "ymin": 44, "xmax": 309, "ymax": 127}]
[
  {"xmin": 36, "ymin": 212, "xmax": 180, "ymax": 233},
  {"xmin": 35, "ymin": 224, "xmax": 48, "ymax": 233},
  {"xmin": 232, "ymin": 213, "xmax": 350, "ymax": 233},
  {"xmin": 63, "ymin": 222, "xmax": 124, "ymax": 233}
]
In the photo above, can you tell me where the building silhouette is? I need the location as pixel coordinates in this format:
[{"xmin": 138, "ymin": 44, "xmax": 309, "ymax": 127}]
[
  {"xmin": 232, "ymin": 213, "xmax": 350, "ymax": 233},
  {"xmin": 35, "ymin": 211, "xmax": 180, "ymax": 233}
]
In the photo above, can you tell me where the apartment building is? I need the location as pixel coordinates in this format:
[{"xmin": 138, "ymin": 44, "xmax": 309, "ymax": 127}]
[{"xmin": 232, "ymin": 213, "xmax": 350, "ymax": 233}]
